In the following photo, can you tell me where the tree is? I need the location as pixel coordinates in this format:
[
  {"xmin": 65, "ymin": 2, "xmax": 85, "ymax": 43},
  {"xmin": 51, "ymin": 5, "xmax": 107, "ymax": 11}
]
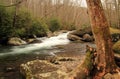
[
  {"xmin": 86, "ymin": 0, "xmax": 118, "ymax": 78},
  {"xmin": 0, "ymin": 0, "xmax": 24, "ymax": 7},
  {"xmin": 66, "ymin": 0, "xmax": 119, "ymax": 79}
]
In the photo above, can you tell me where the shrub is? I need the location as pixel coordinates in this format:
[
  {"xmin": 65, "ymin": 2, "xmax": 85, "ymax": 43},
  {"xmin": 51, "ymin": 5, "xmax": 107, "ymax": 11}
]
[
  {"xmin": 68, "ymin": 23, "xmax": 76, "ymax": 30},
  {"xmin": 0, "ymin": 7, "xmax": 49, "ymax": 39},
  {"xmin": 48, "ymin": 18, "xmax": 61, "ymax": 32},
  {"xmin": 15, "ymin": 10, "xmax": 32, "ymax": 28},
  {"xmin": 13, "ymin": 9, "xmax": 32, "ymax": 37},
  {"xmin": 28, "ymin": 19, "xmax": 48, "ymax": 37},
  {"xmin": 0, "ymin": 7, "xmax": 13, "ymax": 38}
]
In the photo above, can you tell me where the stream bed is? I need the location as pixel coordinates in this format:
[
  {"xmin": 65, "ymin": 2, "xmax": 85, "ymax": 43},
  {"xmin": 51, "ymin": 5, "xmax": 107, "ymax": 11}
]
[{"xmin": 0, "ymin": 32, "xmax": 95, "ymax": 79}]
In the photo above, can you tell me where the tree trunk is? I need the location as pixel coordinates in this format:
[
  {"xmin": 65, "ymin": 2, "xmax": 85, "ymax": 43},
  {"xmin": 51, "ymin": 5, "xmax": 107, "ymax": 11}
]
[
  {"xmin": 12, "ymin": 0, "xmax": 20, "ymax": 34},
  {"xmin": 86, "ymin": 0, "xmax": 117, "ymax": 78}
]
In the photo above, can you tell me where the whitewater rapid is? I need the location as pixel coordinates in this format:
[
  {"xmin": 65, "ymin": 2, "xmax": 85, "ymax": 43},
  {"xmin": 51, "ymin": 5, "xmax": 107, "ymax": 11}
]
[{"xmin": 0, "ymin": 32, "xmax": 70, "ymax": 56}]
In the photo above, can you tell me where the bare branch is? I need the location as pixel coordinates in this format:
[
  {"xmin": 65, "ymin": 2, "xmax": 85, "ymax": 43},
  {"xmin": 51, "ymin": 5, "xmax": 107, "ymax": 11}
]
[{"xmin": 0, "ymin": 0, "xmax": 24, "ymax": 7}]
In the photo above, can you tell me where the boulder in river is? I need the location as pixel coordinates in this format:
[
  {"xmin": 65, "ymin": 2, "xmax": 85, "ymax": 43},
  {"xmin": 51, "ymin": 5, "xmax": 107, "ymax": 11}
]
[
  {"xmin": 111, "ymin": 33, "xmax": 120, "ymax": 42},
  {"xmin": 67, "ymin": 34, "xmax": 82, "ymax": 41},
  {"xmin": 82, "ymin": 34, "xmax": 94, "ymax": 42},
  {"xmin": 47, "ymin": 31, "xmax": 54, "ymax": 37},
  {"xmin": 47, "ymin": 30, "xmax": 68, "ymax": 37},
  {"xmin": 27, "ymin": 38, "xmax": 42, "ymax": 44},
  {"xmin": 20, "ymin": 60, "xmax": 67, "ymax": 79},
  {"xmin": 70, "ymin": 27, "xmax": 92, "ymax": 37},
  {"xmin": 113, "ymin": 40, "xmax": 120, "ymax": 54},
  {"xmin": 67, "ymin": 27, "xmax": 94, "ymax": 42},
  {"xmin": 103, "ymin": 73, "xmax": 120, "ymax": 79},
  {"xmin": 8, "ymin": 37, "xmax": 27, "ymax": 46},
  {"xmin": 53, "ymin": 30, "xmax": 68, "ymax": 36}
]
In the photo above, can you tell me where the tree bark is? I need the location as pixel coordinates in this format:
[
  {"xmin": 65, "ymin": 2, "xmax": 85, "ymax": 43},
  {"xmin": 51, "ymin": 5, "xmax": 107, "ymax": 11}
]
[
  {"xmin": 86, "ymin": 0, "xmax": 117, "ymax": 78},
  {"xmin": 65, "ymin": 45, "xmax": 96, "ymax": 79}
]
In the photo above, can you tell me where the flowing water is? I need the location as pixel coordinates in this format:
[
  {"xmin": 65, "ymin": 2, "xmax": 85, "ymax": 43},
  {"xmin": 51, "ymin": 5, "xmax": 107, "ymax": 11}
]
[
  {"xmin": 0, "ymin": 32, "xmax": 70, "ymax": 57},
  {"xmin": 0, "ymin": 32, "xmax": 71, "ymax": 79},
  {"xmin": 0, "ymin": 32, "xmax": 96, "ymax": 79}
]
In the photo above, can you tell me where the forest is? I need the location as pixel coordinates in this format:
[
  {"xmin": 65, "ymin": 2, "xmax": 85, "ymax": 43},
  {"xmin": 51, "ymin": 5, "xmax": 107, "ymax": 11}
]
[{"xmin": 0, "ymin": 0, "xmax": 120, "ymax": 79}]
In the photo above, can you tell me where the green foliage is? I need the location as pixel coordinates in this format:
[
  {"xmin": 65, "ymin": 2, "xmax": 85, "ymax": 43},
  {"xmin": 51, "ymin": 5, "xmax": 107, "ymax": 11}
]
[
  {"xmin": 15, "ymin": 10, "xmax": 32, "ymax": 28},
  {"xmin": 69, "ymin": 23, "xmax": 76, "ymax": 30},
  {"xmin": 14, "ymin": 28, "xmax": 26, "ymax": 37},
  {"xmin": 0, "ymin": 7, "xmax": 49, "ymax": 40},
  {"xmin": 81, "ymin": 24, "xmax": 90, "ymax": 29},
  {"xmin": 48, "ymin": 17, "xmax": 61, "ymax": 32},
  {"xmin": 13, "ymin": 9, "xmax": 32, "ymax": 37},
  {"xmin": 0, "ymin": 6, "xmax": 13, "ymax": 38},
  {"xmin": 82, "ymin": 47, "xmax": 94, "ymax": 71},
  {"xmin": 28, "ymin": 19, "xmax": 48, "ymax": 37}
]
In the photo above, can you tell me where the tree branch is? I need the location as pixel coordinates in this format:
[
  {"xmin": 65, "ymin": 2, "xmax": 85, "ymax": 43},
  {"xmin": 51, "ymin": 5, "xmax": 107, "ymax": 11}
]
[{"xmin": 0, "ymin": 0, "xmax": 24, "ymax": 7}]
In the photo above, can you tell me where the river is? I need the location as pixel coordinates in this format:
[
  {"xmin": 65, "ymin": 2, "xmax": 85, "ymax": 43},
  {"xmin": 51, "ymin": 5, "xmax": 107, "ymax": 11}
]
[
  {"xmin": 0, "ymin": 32, "xmax": 95, "ymax": 79},
  {"xmin": 0, "ymin": 32, "xmax": 70, "ymax": 56},
  {"xmin": 0, "ymin": 32, "xmax": 71, "ymax": 79}
]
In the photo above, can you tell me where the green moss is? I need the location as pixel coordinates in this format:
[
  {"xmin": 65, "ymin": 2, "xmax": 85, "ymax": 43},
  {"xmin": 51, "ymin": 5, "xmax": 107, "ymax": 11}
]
[
  {"xmin": 82, "ymin": 48, "xmax": 94, "ymax": 71},
  {"xmin": 113, "ymin": 40, "xmax": 120, "ymax": 54},
  {"xmin": 110, "ymin": 28, "xmax": 120, "ymax": 34},
  {"xmin": 48, "ymin": 17, "xmax": 62, "ymax": 32},
  {"xmin": 92, "ymin": 27, "xmax": 100, "ymax": 34}
]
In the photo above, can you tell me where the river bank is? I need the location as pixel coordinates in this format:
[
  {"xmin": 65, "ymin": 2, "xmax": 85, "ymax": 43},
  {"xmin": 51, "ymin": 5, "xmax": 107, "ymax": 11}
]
[{"xmin": 0, "ymin": 41, "xmax": 95, "ymax": 79}]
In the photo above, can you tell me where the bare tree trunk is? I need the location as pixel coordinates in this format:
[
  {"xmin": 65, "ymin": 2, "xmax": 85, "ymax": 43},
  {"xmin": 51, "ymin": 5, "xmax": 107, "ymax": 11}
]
[
  {"xmin": 116, "ymin": 0, "xmax": 120, "ymax": 28},
  {"xmin": 86, "ymin": 0, "xmax": 117, "ymax": 78},
  {"xmin": 67, "ymin": 0, "xmax": 119, "ymax": 79},
  {"xmin": 13, "ymin": 0, "xmax": 20, "ymax": 28}
]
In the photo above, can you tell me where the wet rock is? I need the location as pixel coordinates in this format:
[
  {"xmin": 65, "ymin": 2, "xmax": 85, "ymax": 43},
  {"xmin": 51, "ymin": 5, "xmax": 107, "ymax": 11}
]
[
  {"xmin": 103, "ymin": 73, "xmax": 114, "ymax": 79},
  {"xmin": 111, "ymin": 33, "xmax": 120, "ymax": 42},
  {"xmin": 27, "ymin": 39, "xmax": 42, "ymax": 44},
  {"xmin": 67, "ymin": 27, "xmax": 94, "ymax": 42},
  {"xmin": 103, "ymin": 73, "xmax": 120, "ymax": 79},
  {"xmin": 47, "ymin": 30, "xmax": 68, "ymax": 38},
  {"xmin": 114, "ymin": 53, "xmax": 120, "ymax": 67},
  {"xmin": 53, "ymin": 30, "xmax": 68, "ymax": 36},
  {"xmin": 58, "ymin": 57, "xmax": 75, "ymax": 61},
  {"xmin": 8, "ymin": 37, "xmax": 26, "ymax": 46},
  {"xmin": 70, "ymin": 27, "xmax": 92, "ymax": 37},
  {"xmin": 113, "ymin": 40, "xmax": 120, "ymax": 54},
  {"xmin": 5, "ymin": 67, "xmax": 16, "ymax": 72},
  {"xmin": 67, "ymin": 34, "xmax": 82, "ymax": 41},
  {"xmin": 82, "ymin": 34, "xmax": 94, "ymax": 42},
  {"xmin": 47, "ymin": 31, "xmax": 54, "ymax": 37},
  {"xmin": 20, "ymin": 60, "xmax": 67, "ymax": 79}
]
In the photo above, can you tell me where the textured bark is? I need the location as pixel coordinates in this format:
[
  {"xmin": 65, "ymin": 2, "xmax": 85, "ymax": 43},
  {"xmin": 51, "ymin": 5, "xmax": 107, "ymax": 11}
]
[
  {"xmin": 13, "ymin": 0, "xmax": 20, "ymax": 31},
  {"xmin": 86, "ymin": 0, "xmax": 117, "ymax": 79},
  {"xmin": 66, "ymin": 45, "xmax": 96, "ymax": 79}
]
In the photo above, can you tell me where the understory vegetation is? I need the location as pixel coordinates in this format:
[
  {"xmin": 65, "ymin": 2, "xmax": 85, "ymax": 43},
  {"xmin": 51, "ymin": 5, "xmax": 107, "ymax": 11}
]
[{"xmin": 0, "ymin": 7, "xmax": 70, "ymax": 40}]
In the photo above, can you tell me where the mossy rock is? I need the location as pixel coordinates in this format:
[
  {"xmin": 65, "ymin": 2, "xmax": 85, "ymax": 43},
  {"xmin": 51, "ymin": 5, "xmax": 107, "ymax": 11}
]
[
  {"xmin": 110, "ymin": 28, "xmax": 120, "ymax": 34},
  {"xmin": 20, "ymin": 60, "xmax": 68, "ymax": 79},
  {"xmin": 110, "ymin": 28, "xmax": 120, "ymax": 42},
  {"xmin": 70, "ymin": 27, "xmax": 92, "ymax": 37},
  {"xmin": 113, "ymin": 40, "xmax": 120, "ymax": 54}
]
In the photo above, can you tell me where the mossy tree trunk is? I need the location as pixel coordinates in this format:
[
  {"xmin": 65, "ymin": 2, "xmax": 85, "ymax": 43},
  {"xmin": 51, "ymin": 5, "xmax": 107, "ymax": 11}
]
[
  {"xmin": 86, "ymin": 0, "xmax": 117, "ymax": 79},
  {"xmin": 65, "ymin": 46, "xmax": 96, "ymax": 79}
]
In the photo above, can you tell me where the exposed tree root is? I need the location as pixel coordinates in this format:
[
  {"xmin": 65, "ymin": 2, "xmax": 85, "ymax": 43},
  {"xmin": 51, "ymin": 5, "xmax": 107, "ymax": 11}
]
[{"xmin": 65, "ymin": 45, "xmax": 120, "ymax": 79}]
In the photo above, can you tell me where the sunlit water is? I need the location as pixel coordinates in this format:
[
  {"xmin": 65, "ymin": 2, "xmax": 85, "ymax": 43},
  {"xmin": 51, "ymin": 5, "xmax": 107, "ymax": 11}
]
[{"xmin": 0, "ymin": 32, "xmax": 70, "ymax": 56}]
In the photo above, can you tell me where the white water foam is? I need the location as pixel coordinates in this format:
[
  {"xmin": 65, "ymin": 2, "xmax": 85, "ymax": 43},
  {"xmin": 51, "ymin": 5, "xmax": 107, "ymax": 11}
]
[{"xmin": 0, "ymin": 32, "xmax": 70, "ymax": 56}]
